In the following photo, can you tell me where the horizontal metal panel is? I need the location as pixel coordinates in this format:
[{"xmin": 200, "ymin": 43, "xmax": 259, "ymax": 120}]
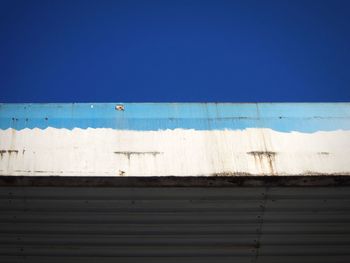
[
  {"xmin": 0, "ymin": 186, "xmax": 350, "ymax": 263},
  {"xmin": 2, "ymin": 233, "xmax": 349, "ymax": 246},
  {"xmin": 260, "ymin": 223, "xmax": 350, "ymax": 234},
  {"xmin": 0, "ymin": 187, "xmax": 266, "ymax": 199},
  {"xmin": 0, "ymin": 233, "xmax": 257, "ymax": 246},
  {"xmin": 258, "ymin": 245, "xmax": 350, "ymax": 255},
  {"xmin": 0, "ymin": 199, "xmax": 263, "ymax": 212},
  {"xmin": 0, "ymin": 245, "xmax": 257, "ymax": 257},
  {"xmin": 264, "ymin": 199, "xmax": 350, "ymax": 211},
  {"xmin": 263, "ymin": 213, "xmax": 350, "ymax": 223},
  {"xmin": 0, "ymin": 223, "xmax": 261, "ymax": 235},
  {"xmin": 3, "ymin": 186, "xmax": 350, "ymax": 198},
  {"xmin": 2, "ymin": 199, "xmax": 349, "ymax": 212},
  {"xmin": 2, "ymin": 176, "xmax": 350, "ymax": 187},
  {"xmin": 0, "ymin": 212, "xmax": 262, "ymax": 224},
  {"xmin": 257, "ymin": 256, "xmax": 350, "ymax": 263},
  {"xmin": 0, "ymin": 256, "xmax": 254, "ymax": 263},
  {"xmin": 266, "ymin": 187, "xmax": 350, "ymax": 199},
  {"xmin": 260, "ymin": 234, "xmax": 350, "ymax": 245},
  {"xmin": 1, "ymin": 211, "xmax": 349, "ymax": 224}
]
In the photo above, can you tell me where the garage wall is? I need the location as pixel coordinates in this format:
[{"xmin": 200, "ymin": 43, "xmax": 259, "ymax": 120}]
[{"xmin": 1, "ymin": 184, "xmax": 350, "ymax": 263}]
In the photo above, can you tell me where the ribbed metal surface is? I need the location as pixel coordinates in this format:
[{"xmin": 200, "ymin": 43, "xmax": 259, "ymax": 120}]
[{"xmin": 0, "ymin": 186, "xmax": 350, "ymax": 263}]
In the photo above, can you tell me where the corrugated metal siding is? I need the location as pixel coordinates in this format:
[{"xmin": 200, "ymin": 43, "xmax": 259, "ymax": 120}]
[{"xmin": 0, "ymin": 186, "xmax": 350, "ymax": 263}]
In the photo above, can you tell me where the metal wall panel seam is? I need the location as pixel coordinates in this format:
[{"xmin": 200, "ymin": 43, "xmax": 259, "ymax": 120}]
[{"xmin": 253, "ymin": 186, "xmax": 268, "ymax": 263}]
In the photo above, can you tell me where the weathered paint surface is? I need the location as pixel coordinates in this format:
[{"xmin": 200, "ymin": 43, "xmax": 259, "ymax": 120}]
[{"xmin": 0, "ymin": 103, "xmax": 350, "ymax": 176}]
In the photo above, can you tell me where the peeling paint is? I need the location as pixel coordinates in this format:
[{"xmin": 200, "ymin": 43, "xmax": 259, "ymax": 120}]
[{"xmin": 115, "ymin": 105, "xmax": 125, "ymax": 111}]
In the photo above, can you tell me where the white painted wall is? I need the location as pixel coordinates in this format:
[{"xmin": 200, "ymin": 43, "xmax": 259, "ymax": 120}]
[{"xmin": 0, "ymin": 128, "xmax": 349, "ymax": 176}]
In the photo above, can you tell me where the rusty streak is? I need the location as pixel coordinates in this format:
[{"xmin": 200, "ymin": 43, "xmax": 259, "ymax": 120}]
[
  {"xmin": 114, "ymin": 151, "xmax": 162, "ymax": 159},
  {"xmin": 318, "ymin": 152, "xmax": 330, "ymax": 155},
  {"xmin": 212, "ymin": 172, "xmax": 253, "ymax": 176},
  {"xmin": 247, "ymin": 151, "xmax": 277, "ymax": 175},
  {"xmin": 0, "ymin": 150, "xmax": 19, "ymax": 156},
  {"xmin": 7, "ymin": 150, "xmax": 19, "ymax": 154},
  {"xmin": 247, "ymin": 151, "xmax": 276, "ymax": 157}
]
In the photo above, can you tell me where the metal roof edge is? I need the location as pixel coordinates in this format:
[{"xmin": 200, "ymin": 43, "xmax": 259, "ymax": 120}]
[{"xmin": 1, "ymin": 176, "xmax": 350, "ymax": 187}]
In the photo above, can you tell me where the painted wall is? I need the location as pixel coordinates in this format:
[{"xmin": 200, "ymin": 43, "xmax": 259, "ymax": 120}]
[{"xmin": 0, "ymin": 103, "xmax": 349, "ymax": 176}]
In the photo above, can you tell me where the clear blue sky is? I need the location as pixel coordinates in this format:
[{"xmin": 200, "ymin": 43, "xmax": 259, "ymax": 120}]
[{"xmin": 1, "ymin": 0, "xmax": 349, "ymax": 102}]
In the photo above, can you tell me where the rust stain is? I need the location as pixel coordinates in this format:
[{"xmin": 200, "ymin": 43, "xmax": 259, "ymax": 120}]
[
  {"xmin": 318, "ymin": 152, "xmax": 330, "ymax": 155},
  {"xmin": 0, "ymin": 150, "xmax": 6, "ymax": 158},
  {"xmin": 212, "ymin": 172, "xmax": 253, "ymax": 176},
  {"xmin": 0, "ymin": 150, "xmax": 19, "ymax": 158},
  {"xmin": 114, "ymin": 151, "xmax": 162, "ymax": 160},
  {"xmin": 34, "ymin": 170, "xmax": 58, "ymax": 173},
  {"xmin": 247, "ymin": 151, "xmax": 277, "ymax": 175},
  {"xmin": 302, "ymin": 171, "xmax": 342, "ymax": 176}
]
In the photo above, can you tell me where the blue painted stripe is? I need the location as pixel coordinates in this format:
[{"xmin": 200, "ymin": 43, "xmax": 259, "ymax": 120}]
[{"xmin": 1, "ymin": 103, "xmax": 350, "ymax": 132}]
